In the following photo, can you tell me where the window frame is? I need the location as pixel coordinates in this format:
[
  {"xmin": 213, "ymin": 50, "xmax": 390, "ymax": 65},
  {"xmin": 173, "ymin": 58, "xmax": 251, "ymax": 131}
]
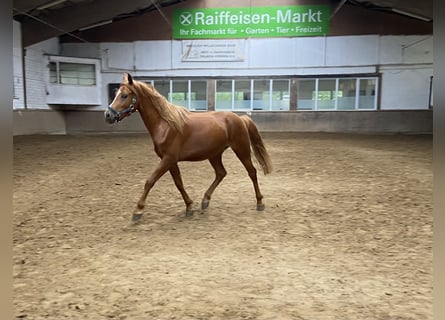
[
  {"xmin": 215, "ymin": 78, "xmax": 291, "ymax": 111},
  {"xmin": 45, "ymin": 55, "xmax": 102, "ymax": 105},
  {"xmin": 146, "ymin": 79, "xmax": 209, "ymax": 111},
  {"xmin": 48, "ymin": 57, "xmax": 98, "ymax": 87},
  {"xmin": 297, "ymin": 76, "xmax": 379, "ymax": 111},
  {"xmin": 120, "ymin": 75, "xmax": 379, "ymax": 112}
]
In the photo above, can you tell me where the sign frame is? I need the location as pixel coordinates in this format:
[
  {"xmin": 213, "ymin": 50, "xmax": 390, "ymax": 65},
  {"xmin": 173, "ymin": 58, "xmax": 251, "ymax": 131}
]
[{"xmin": 173, "ymin": 5, "xmax": 330, "ymax": 39}]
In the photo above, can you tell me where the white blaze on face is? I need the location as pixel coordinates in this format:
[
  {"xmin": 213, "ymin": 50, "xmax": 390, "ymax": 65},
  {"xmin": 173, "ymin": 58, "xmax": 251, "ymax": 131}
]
[{"xmin": 109, "ymin": 88, "xmax": 122, "ymax": 108}]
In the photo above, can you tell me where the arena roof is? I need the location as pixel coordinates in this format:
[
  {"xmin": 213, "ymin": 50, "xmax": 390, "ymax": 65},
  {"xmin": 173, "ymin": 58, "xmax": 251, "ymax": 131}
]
[{"xmin": 13, "ymin": 0, "xmax": 432, "ymax": 47}]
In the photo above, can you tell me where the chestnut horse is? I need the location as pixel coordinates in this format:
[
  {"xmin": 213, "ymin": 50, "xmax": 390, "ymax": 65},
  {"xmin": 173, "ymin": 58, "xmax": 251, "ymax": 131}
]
[{"xmin": 105, "ymin": 73, "xmax": 272, "ymax": 223}]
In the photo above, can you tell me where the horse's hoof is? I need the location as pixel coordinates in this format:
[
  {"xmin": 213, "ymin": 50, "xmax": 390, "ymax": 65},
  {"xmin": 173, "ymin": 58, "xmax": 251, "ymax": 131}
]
[
  {"xmin": 257, "ymin": 204, "xmax": 265, "ymax": 211},
  {"xmin": 201, "ymin": 200, "xmax": 209, "ymax": 210},
  {"xmin": 185, "ymin": 210, "xmax": 193, "ymax": 217},
  {"xmin": 132, "ymin": 213, "xmax": 143, "ymax": 223},
  {"xmin": 123, "ymin": 222, "xmax": 138, "ymax": 230},
  {"xmin": 123, "ymin": 219, "xmax": 141, "ymax": 230}
]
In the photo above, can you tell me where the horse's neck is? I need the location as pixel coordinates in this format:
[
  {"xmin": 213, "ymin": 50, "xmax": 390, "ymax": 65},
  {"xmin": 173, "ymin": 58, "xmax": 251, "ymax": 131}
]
[{"xmin": 138, "ymin": 95, "xmax": 167, "ymax": 138}]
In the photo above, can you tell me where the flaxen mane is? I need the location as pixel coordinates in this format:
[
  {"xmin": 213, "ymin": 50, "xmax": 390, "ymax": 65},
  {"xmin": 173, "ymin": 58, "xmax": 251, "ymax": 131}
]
[{"xmin": 134, "ymin": 81, "xmax": 190, "ymax": 134}]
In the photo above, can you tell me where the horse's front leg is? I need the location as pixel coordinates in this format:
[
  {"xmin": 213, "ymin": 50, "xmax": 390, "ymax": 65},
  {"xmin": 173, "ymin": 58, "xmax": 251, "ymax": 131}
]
[
  {"xmin": 131, "ymin": 158, "xmax": 173, "ymax": 224},
  {"xmin": 169, "ymin": 164, "xmax": 194, "ymax": 217}
]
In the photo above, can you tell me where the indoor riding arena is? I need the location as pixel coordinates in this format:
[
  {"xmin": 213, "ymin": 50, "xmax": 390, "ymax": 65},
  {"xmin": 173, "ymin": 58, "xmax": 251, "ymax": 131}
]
[{"xmin": 13, "ymin": 0, "xmax": 433, "ymax": 319}]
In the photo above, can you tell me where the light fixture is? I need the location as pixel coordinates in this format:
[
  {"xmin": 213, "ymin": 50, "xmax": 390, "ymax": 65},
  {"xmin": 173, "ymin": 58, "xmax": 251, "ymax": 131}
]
[
  {"xmin": 391, "ymin": 8, "xmax": 431, "ymax": 22},
  {"xmin": 36, "ymin": 0, "xmax": 67, "ymax": 10},
  {"xmin": 79, "ymin": 20, "xmax": 113, "ymax": 31}
]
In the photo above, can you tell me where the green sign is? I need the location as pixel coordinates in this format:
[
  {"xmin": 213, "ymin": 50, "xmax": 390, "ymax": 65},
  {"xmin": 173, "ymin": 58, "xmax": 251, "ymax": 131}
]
[{"xmin": 173, "ymin": 5, "xmax": 330, "ymax": 39}]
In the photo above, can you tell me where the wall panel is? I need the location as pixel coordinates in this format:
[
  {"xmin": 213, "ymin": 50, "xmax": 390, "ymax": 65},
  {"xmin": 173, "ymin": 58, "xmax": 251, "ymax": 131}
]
[
  {"xmin": 326, "ymin": 35, "xmax": 379, "ymax": 66},
  {"xmin": 135, "ymin": 41, "xmax": 172, "ymax": 70}
]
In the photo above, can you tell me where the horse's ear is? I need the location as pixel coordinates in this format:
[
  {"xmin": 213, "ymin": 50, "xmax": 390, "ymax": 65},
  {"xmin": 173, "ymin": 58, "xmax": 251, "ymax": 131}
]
[{"xmin": 124, "ymin": 73, "xmax": 134, "ymax": 85}]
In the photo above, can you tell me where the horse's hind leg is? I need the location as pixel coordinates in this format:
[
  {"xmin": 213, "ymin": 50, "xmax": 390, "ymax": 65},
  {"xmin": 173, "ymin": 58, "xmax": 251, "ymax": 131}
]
[
  {"xmin": 169, "ymin": 164, "xmax": 194, "ymax": 216},
  {"xmin": 201, "ymin": 153, "xmax": 227, "ymax": 210},
  {"xmin": 231, "ymin": 143, "xmax": 265, "ymax": 211}
]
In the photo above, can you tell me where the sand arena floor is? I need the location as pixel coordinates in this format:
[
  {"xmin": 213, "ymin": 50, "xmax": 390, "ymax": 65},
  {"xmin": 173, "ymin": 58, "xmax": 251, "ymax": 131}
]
[{"xmin": 13, "ymin": 132, "xmax": 432, "ymax": 319}]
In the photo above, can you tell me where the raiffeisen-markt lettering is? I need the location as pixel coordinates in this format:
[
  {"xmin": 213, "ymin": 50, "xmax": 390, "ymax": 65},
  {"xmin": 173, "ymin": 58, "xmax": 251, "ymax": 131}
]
[
  {"xmin": 194, "ymin": 8, "xmax": 323, "ymax": 25},
  {"xmin": 173, "ymin": 6, "xmax": 330, "ymax": 39}
]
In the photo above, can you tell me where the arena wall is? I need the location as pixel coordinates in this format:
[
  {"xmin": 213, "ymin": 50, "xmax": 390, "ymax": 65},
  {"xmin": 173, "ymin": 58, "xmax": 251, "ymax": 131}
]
[
  {"xmin": 13, "ymin": 110, "xmax": 67, "ymax": 135},
  {"xmin": 12, "ymin": 2, "xmax": 433, "ymax": 136},
  {"xmin": 13, "ymin": 109, "xmax": 432, "ymax": 135}
]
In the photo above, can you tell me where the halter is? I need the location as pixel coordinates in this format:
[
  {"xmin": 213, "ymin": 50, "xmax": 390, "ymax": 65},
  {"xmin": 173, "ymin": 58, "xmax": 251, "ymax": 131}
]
[{"xmin": 107, "ymin": 96, "xmax": 137, "ymax": 122}]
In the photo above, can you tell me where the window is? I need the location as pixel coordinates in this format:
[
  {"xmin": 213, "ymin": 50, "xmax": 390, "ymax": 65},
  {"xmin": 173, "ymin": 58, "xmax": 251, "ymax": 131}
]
[
  {"xmin": 149, "ymin": 79, "xmax": 208, "ymax": 111},
  {"xmin": 234, "ymin": 79, "xmax": 251, "ymax": 110},
  {"xmin": 337, "ymin": 78, "xmax": 356, "ymax": 110},
  {"xmin": 215, "ymin": 80, "xmax": 233, "ymax": 110},
  {"xmin": 117, "ymin": 76, "xmax": 378, "ymax": 112},
  {"xmin": 46, "ymin": 56, "xmax": 101, "ymax": 105},
  {"xmin": 317, "ymin": 79, "xmax": 336, "ymax": 110},
  {"xmin": 297, "ymin": 77, "xmax": 378, "ymax": 110},
  {"xmin": 49, "ymin": 61, "xmax": 96, "ymax": 85},
  {"xmin": 271, "ymin": 80, "xmax": 290, "ymax": 111},
  {"xmin": 190, "ymin": 80, "xmax": 207, "ymax": 110},
  {"xmin": 358, "ymin": 78, "xmax": 377, "ymax": 110},
  {"xmin": 253, "ymin": 79, "xmax": 270, "ymax": 110},
  {"xmin": 215, "ymin": 79, "xmax": 291, "ymax": 111},
  {"xmin": 153, "ymin": 80, "xmax": 170, "ymax": 99},
  {"xmin": 297, "ymin": 80, "xmax": 316, "ymax": 110},
  {"xmin": 171, "ymin": 80, "xmax": 188, "ymax": 108},
  {"xmin": 49, "ymin": 62, "xmax": 57, "ymax": 83}
]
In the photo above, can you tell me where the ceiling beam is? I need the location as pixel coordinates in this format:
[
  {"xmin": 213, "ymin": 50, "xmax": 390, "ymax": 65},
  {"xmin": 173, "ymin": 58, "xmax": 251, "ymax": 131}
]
[
  {"xmin": 20, "ymin": 0, "xmax": 163, "ymax": 47},
  {"xmin": 14, "ymin": 0, "xmax": 57, "ymax": 12}
]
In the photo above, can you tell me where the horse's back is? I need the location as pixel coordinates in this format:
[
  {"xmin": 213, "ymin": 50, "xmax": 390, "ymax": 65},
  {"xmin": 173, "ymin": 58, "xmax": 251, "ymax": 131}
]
[
  {"xmin": 187, "ymin": 111, "xmax": 245, "ymax": 134},
  {"xmin": 191, "ymin": 111, "xmax": 251, "ymax": 146},
  {"xmin": 178, "ymin": 111, "xmax": 248, "ymax": 161}
]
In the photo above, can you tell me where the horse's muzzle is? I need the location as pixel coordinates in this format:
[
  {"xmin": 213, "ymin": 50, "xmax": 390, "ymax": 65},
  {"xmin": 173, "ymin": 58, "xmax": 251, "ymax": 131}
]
[{"xmin": 104, "ymin": 110, "xmax": 117, "ymax": 124}]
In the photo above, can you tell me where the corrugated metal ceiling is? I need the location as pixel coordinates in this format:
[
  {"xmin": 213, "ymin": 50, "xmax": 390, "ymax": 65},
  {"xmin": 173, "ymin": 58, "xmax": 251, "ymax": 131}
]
[{"xmin": 13, "ymin": 0, "xmax": 432, "ymax": 47}]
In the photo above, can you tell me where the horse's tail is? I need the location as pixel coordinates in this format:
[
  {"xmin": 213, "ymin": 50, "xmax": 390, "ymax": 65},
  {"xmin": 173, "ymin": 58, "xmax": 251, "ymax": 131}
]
[{"xmin": 240, "ymin": 115, "xmax": 273, "ymax": 175}]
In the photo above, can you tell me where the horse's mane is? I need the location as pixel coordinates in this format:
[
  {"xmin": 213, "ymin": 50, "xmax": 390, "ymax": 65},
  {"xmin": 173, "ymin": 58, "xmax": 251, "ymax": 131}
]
[{"xmin": 133, "ymin": 81, "xmax": 190, "ymax": 134}]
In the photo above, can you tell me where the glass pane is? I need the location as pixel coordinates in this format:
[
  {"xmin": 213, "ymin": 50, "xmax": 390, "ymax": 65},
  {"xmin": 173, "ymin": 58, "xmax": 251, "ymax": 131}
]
[
  {"xmin": 171, "ymin": 80, "xmax": 188, "ymax": 108},
  {"xmin": 59, "ymin": 62, "xmax": 95, "ymax": 85},
  {"xmin": 253, "ymin": 79, "xmax": 270, "ymax": 110},
  {"xmin": 153, "ymin": 80, "xmax": 170, "ymax": 100},
  {"xmin": 78, "ymin": 79, "xmax": 95, "ymax": 85},
  {"xmin": 215, "ymin": 80, "xmax": 233, "ymax": 110},
  {"xmin": 271, "ymin": 80, "xmax": 290, "ymax": 111},
  {"xmin": 190, "ymin": 80, "xmax": 207, "ymax": 111},
  {"xmin": 317, "ymin": 79, "xmax": 336, "ymax": 110},
  {"xmin": 59, "ymin": 63, "xmax": 78, "ymax": 85},
  {"xmin": 338, "ymin": 78, "xmax": 356, "ymax": 110},
  {"xmin": 358, "ymin": 79, "xmax": 376, "ymax": 109},
  {"xmin": 297, "ymin": 80, "xmax": 316, "ymax": 110},
  {"xmin": 234, "ymin": 79, "xmax": 251, "ymax": 110},
  {"xmin": 78, "ymin": 64, "xmax": 95, "ymax": 85},
  {"xmin": 49, "ymin": 62, "xmax": 57, "ymax": 83}
]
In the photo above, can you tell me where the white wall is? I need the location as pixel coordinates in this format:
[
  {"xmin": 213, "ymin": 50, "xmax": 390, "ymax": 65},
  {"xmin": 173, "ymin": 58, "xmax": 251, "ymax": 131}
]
[
  {"xmin": 378, "ymin": 36, "xmax": 433, "ymax": 110},
  {"xmin": 16, "ymin": 33, "xmax": 432, "ymax": 110},
  {"xmin": 44, "ymin": 55, "xmax": 102, "ymax": 105},
  {"xmin": 13, "ymin": 20, "xmax": 24, "ymax": 109},
  {"xmin": 23, "ymin": 38, "xmax": 60, "ymax": 109},
  {"xmin": 380, "ymin": 66, "xmax": 432, "ymax": 110},
  {"xmin": 88, "ymin": 35, "xmax": 432, "ymax": 72}
]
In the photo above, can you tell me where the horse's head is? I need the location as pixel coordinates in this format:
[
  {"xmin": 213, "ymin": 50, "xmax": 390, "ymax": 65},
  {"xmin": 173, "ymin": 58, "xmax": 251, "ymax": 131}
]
[{"xmin": 105, "ymin": 73, "xmax": 138, "ymax": 124}]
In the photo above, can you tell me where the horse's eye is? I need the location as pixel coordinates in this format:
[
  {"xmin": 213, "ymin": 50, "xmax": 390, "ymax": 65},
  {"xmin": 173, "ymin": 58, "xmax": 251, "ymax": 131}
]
[{"xmin": 121, "ymin": 94, "xmax": 128, "ymax": 99}]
